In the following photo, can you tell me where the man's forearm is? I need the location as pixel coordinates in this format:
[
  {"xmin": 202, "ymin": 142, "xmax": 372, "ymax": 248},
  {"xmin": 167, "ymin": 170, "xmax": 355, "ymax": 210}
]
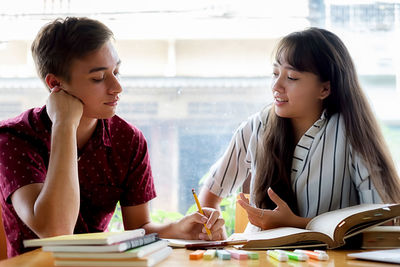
[
  {"xmin": 142, "ymin": 221, "xmax": 181, "ymax": 239},
  {"xmin": 33, "ymin": 123, "xmax": 80, "ymax": 237}
]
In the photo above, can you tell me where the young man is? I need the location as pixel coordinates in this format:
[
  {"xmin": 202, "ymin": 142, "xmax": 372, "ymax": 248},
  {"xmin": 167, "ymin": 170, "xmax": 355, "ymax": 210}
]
[{"xmin": 0, "ymin": 17, "xmax": 224, "ymax": 258}]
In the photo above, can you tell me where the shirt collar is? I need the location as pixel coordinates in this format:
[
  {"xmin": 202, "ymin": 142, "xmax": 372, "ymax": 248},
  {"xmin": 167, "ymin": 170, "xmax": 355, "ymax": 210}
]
[
  {"xmin": 291, "ymin": 109, "xmax": 329, "ymax": 181},
  {"xmin": 41, "ymin": 106, "xmax": 53, "ymax": 133},
  {"xmin": 315, "ymin": 109, "xmax": 328, "ymax": 127},
  {"xmin": 101, "ymin": 119, "xmax": 112, "ymax": 147}
]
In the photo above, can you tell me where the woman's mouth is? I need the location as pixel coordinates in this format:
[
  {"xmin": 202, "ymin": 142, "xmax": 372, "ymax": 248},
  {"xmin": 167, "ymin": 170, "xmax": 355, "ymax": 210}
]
[{"xmin": 275, "ymin": 97, "xmax": 288, "ymax": 102}]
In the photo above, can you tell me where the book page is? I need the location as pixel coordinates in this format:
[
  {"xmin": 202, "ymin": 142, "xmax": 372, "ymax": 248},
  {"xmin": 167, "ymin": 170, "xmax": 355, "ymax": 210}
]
[
  {"xmin": 229, "ymin": 227, "xmax": 310, "ymax": 241},
  {"xmin": 229, "ymin": 227, "xmax": 332, "ymax": 249},
  {"xmin": 306, "ymin": 204, "xmax": 397, "ymax": 243}
]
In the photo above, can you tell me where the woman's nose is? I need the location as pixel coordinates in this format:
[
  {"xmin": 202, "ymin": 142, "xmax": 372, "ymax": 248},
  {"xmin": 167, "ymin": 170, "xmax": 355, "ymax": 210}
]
[{"xmin": 271, "ymin": 75, "xmax": 284, "ymax": 93}]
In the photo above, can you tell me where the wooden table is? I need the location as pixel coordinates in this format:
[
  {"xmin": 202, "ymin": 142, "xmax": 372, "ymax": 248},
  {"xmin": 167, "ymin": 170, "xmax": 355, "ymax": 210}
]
[{"xmin": 0, "ymin": 248, "xmax": 396, "ymax": 267}]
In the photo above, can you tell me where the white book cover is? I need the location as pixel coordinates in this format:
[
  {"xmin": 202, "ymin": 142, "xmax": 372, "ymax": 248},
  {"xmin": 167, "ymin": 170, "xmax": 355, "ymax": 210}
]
[
  {"xmin": 54, "ymin": 246, "xmax": 173, "ymax": 267},
  {"xmin": 24, "ymin": 229, "xmax": 145, "ymax": 247}
]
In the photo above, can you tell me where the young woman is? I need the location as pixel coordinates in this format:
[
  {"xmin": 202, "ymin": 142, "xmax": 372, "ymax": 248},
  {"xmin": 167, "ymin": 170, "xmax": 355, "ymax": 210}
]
[{"xmin": 199, "ymin": 27, "xmax": 400, "ymax": 233}]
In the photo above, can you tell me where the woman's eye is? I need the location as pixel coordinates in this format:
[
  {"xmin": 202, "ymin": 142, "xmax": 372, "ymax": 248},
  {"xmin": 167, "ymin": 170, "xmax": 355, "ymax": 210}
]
[{"xmin": 288, "ymin": 76, "xmax": 298, "ymax": 81}]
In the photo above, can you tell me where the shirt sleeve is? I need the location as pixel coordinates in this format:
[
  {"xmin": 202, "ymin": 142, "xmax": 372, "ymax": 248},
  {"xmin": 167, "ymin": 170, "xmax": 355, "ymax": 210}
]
[
  {"xmin": 0, "ymin": 132, "xmax": 47, "ymax": 203},
  {"xmin": 348, "ymin": 147, "xmax": 383, "ymax": 204},
  {"xmin": 119, "ymin": 128, "xmax": 156, "ymax": 206},
  {"xmin": 203, "ymin": 115, "xmax": 257, "ymax": 198}
]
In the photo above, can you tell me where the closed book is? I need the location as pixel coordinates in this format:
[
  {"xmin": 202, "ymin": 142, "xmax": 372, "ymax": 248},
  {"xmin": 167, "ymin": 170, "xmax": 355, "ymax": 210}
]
[
  {"xmin": 52, "ymin": 240, "xmax": 168, "ymax": 259},
  {"xmin": 362, "ymin": 226, "xmax": 400, "ymax": 249},
  {"xmin": 24, "ymin": 229, "xmax": 145, "ymax": 247},
  {"xmin": 43, "ymin": 233, "xmax": 159, "ymax": 253},
  {"xmin": 54, "ymin": 246, "xmax": 173, "ymax": 267}
]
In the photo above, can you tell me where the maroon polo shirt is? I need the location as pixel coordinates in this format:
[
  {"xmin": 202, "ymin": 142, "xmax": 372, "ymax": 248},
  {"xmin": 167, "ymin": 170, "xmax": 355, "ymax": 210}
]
[{"xmin": 0, "ymin": 106, "xmax": 156, "ymax": 258}]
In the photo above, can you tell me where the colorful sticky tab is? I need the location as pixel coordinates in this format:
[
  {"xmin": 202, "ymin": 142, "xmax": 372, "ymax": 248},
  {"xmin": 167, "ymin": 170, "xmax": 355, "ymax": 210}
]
[
  {"xmin": 203, "ymin": 249, "xmax": 216, "ymax": 260},
  {"xmin": 189, "ymin": 250, "xmax": 205, "ymax": 260},
  {"xmin": 246, "ymin": 251, "xmax": 259, "ymax": 260},
  {"xmin": 294, "ymin": 249, "xmax": 329, "ymax": 261},
  {"xmin": 216, "ymin": 249, "xmax": 231, "ymax": 260},
  {"xmin": 267, "ymin": 250, "xmax": 288, "ymax": 262},
  {"xmin": 275, "ymin": 250, "xmax": 308, "ymax": 261},
  {"xmin": 227, "ymin": 249, "xmax": 248, "ymax": 260}
]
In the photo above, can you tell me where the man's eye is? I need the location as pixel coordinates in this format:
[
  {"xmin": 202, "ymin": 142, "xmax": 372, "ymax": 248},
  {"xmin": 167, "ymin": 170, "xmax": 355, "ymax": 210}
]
[{"xmin": 92, "ymin": 78, "xmax": 104, "ymax": 82}]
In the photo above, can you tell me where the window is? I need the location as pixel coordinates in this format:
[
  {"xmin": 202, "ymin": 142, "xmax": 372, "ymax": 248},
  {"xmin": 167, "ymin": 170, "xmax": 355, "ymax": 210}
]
[{"xmin": 1, "ymin": 0, "xmax": 400, "ymax": 232}]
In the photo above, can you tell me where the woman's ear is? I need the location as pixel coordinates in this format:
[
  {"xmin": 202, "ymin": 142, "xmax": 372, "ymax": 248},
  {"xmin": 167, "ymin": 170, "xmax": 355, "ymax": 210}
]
[
  {"xmin": 320, "ymin": 81, "xmax": 331, "ymax": 100},
  {"xmin": 44, "ymin": 74, "xmax": 62, "ymax": 91}
]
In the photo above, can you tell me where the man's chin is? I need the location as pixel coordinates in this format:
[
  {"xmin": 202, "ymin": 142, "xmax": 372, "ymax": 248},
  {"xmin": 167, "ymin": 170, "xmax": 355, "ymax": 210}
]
[{"xmin": 83, "ymin": 112, "xmax": 116, "ymax": 120}]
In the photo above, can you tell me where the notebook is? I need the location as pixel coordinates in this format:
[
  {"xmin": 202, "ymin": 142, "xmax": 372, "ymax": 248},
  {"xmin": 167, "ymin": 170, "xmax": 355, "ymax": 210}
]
[{"xmin": 347, "ymin": 249, "xmax": 400, "ymax": 264}]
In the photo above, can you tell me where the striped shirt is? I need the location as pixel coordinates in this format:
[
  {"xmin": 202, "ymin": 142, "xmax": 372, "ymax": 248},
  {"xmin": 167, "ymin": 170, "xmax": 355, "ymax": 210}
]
[{"xmin": 204, "ymin": 108, "xmax": 382, "ymax": 225}]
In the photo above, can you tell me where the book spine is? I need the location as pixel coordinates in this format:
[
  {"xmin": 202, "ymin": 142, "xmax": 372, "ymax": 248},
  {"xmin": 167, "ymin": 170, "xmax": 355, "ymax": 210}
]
[{"xmin": 125, "ymin": 235, "xmax": 158, "ymax": 250}]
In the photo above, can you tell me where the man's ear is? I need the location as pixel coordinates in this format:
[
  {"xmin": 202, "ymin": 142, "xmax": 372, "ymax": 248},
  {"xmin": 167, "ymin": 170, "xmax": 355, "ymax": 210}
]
[
  {"xmin": 44, "ymin": 74, "xmax": 62, "ymax": 91},
  {"xmin": 320, "ymin": 81, "xmax": 331, "ymax": 100}
]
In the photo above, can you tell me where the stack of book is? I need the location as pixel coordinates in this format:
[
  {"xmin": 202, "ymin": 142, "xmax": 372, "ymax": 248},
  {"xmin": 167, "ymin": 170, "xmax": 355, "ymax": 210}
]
[{"xmin": 23, "ymin": 229, "xmax": 172, "ymax": 267}]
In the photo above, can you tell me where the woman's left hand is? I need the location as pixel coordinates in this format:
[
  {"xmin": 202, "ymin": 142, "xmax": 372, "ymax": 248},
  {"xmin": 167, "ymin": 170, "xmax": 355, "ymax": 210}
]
[
  {"xmin": 174, "ymin": 208, "xmax": 226, "ymax": 240},
  {"xmin": 237, "ymin": 188, "xmax": 310, "ymax": 230}
]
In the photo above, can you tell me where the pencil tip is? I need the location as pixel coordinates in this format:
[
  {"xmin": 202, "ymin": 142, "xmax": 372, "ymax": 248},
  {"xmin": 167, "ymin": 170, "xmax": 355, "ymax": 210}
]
[{"xmin": 192, "ymin": 188, "xmax": 195, "ymax": 194}]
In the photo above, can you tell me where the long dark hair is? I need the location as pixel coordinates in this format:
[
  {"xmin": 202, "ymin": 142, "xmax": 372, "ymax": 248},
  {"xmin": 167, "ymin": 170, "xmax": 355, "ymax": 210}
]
[{"xmin": 254, "ymin": 27, "xmax": 400, "ymax": 210}]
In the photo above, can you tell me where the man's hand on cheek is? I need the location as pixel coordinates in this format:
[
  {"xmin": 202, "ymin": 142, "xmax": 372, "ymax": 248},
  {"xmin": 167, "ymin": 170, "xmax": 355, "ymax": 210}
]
[{"xmin": 47, "ymin": 86, "xmax": 84, "ymax": 127}]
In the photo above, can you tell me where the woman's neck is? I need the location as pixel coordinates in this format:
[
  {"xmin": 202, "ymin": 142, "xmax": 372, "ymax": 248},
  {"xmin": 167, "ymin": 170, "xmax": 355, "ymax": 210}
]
[
  {"xmin": 291, "ymin": 110, "xmax": 323, "ymax": 144},
  {"xmin": 76, "ymin": 117, "xmax": 98, "ymax": 150}
]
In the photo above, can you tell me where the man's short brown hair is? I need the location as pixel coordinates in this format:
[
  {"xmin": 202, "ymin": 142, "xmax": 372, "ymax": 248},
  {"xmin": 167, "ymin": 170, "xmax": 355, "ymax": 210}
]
[{"xmin": 31, "ymin": 17, "xmax": 113, "ymax": 85}]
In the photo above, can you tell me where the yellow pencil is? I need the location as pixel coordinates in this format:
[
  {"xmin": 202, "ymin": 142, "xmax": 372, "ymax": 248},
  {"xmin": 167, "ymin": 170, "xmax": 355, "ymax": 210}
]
[{"xmin": 192, "ymin": 188, "xmax": 213, "ymax": 240}]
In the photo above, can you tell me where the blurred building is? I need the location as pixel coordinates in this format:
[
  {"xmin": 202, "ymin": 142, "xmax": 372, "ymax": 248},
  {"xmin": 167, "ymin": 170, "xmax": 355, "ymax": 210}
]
[{"xmin": 1, "ymin": 0, "xmax": 400, "ymax": 213}]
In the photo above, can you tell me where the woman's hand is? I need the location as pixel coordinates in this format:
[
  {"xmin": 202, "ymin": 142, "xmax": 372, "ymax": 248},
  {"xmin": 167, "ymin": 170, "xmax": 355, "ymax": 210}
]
[
  {"xmin": 173, "ymin": 208, "xmax": 226, "ymax": 240},
  {"xmin": 237, "ymin": 188, "xmax": 311, "ymax": 230}
]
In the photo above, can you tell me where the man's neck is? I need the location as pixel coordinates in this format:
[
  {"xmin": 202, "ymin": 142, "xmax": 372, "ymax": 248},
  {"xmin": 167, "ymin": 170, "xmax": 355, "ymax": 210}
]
[{"xmin": 76, "ymin": 117, "xmax": 98, "ymax": 150}]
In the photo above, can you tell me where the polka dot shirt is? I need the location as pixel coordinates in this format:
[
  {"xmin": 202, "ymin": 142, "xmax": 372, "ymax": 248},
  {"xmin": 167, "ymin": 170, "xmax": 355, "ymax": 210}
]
[{"xmin": 0, "ymin": 106, "xmax": 156, "ymax": 257}]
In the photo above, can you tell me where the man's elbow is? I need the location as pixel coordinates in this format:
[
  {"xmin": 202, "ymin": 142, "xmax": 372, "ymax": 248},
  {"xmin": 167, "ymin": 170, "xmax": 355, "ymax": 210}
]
[{"xmin": 32, "ymin": 220, "xmax": 75, "ymax": 239}]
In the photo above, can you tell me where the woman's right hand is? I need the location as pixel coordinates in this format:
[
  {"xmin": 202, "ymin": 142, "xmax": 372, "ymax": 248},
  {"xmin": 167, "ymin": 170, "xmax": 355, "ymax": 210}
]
[
  {"xmin": 46, "ymin": 86, "xmax": 83, "ymax": 127},
  {"xmin": 237, "ymin": 188, "xmax": 311, "ymax": 230}
]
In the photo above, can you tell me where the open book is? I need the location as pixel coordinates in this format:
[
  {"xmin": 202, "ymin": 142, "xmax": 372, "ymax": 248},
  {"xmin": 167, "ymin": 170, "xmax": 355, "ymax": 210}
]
[{"xmin": 228, "ymin": 203, "xmax": 400, "ymax": 249}]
